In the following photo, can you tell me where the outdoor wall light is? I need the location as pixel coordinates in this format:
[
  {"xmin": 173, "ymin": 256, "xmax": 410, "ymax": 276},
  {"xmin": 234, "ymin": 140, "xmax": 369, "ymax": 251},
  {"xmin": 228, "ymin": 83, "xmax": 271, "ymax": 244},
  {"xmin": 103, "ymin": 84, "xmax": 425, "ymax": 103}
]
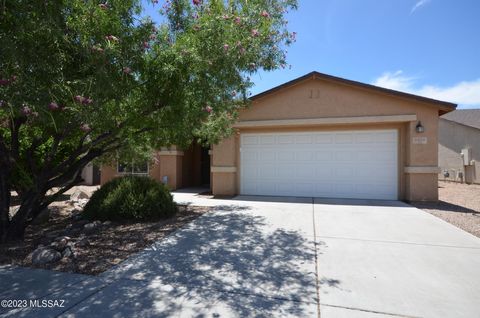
[{"xmin": 415, "ymin": 121, "xmax": 425, "ymax": 133}]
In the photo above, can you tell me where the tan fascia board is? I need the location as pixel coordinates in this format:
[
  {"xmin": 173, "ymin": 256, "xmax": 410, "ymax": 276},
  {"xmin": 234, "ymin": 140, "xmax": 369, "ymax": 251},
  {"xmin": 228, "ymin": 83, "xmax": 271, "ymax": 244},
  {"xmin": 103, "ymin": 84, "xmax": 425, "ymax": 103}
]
[
  {"xmin": 233, "ymin": 114, "xmax": 417, "ymax": 128},
  {"xmin": 404, "ymin": 166, "xmax": 441, "ymax": 174},
  {"xmin": 211, "ymin": 166, "xmax": 237, "ymax": 173}
]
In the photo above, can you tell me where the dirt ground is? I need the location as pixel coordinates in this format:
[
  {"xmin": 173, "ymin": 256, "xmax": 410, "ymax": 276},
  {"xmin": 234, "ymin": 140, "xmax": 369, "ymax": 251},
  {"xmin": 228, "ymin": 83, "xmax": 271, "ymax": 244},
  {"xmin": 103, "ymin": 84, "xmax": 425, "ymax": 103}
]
[
  {"xmin": 412, "ymin": 181, "xmax": 480, "ymax": 238},
  {"xmin": 1, "ymin": 187, "xmax": 209, "ymax": 275}
]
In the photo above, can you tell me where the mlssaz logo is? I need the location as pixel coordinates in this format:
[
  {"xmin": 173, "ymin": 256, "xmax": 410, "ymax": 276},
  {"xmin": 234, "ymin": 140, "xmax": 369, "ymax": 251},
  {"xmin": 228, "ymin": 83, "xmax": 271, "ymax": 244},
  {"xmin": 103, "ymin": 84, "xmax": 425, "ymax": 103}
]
[{"xmin": 29, "ymin": 299, "xmax": 65, "ymax": 308}]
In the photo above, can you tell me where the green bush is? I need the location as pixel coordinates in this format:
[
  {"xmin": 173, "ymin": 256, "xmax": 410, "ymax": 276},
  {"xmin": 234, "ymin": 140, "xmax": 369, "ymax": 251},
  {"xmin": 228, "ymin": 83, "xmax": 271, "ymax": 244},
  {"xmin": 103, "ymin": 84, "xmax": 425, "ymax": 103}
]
[{"xmin": 82, "ymin": 176, "xmax": 177, "ymax": 221}]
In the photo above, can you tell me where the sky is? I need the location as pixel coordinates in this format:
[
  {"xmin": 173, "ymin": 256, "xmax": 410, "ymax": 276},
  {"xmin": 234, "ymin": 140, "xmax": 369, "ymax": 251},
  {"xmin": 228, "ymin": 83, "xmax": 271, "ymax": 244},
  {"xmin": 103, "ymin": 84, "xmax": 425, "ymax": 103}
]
[{"xmin": 142, "ymin": 0, "xmax": 480, "ymax": 109}]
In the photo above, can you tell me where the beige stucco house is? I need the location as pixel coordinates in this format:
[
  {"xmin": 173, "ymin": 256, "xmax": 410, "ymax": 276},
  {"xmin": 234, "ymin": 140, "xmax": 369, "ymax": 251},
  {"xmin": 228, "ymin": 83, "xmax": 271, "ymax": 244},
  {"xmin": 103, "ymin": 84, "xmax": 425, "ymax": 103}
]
[
  {"xmin": 101, "ymin": 71, "xmax": 456, "ymax": 201},
  {"xmin": 439, "ymin": 109, "xmax": 480, "ymax": 184}
]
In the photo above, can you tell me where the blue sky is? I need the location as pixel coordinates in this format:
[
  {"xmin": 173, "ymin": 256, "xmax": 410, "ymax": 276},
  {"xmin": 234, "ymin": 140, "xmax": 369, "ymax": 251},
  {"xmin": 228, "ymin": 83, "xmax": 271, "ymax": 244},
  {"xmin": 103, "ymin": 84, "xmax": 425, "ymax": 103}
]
[{"xmin": 143, "ymin": 0, "xmax": 480, "ymax": 109}]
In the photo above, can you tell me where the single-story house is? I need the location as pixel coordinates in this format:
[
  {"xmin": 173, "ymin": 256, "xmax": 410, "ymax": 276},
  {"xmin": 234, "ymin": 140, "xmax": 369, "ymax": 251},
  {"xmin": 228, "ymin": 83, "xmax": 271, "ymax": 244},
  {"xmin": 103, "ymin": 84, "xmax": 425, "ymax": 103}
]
[
  {"xmin": 439, "ymin": 109, "xmax": 480, "ymax": 184},
  {"xmin": 101, "ymin": 71, "xmax": 457, "ymax": 201}
]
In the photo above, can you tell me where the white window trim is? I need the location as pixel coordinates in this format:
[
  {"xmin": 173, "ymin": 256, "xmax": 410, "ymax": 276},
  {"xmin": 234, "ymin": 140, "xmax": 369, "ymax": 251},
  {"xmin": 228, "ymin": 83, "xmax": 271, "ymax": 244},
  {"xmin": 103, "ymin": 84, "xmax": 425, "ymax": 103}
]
[{"xmin": 116, "ymin": 160, "xmax": 149, "ymax": 176}]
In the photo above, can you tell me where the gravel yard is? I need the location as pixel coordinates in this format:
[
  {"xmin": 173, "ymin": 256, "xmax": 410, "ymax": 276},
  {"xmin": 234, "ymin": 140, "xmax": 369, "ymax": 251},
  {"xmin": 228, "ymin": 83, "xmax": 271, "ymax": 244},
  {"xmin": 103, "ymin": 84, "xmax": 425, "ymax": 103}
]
[
  {"xmin": 1, "ymin": 187, "xmax": 209, "ymax": 275},
  {"xmin": 412, "ymin": 181, "xmax": 480, "ymax": 238}
]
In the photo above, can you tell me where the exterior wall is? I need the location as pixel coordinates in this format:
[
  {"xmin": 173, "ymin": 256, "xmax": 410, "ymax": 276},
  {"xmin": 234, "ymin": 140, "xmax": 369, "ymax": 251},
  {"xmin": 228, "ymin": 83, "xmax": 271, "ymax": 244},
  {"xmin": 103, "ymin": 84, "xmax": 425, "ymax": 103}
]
[
  {"xmin": 100, "ymin": 143, "xmax": 207, "ymax": 190},
  {"xmin": 212, "ymin": 77, "xmax": 443, "ymax": 201},
  {"xmin": 100, "ymin": 151, "xmax": 184, "ymax": 190},
  {"xmin": 439, "ymin": 119, "xmax": 479, "ymax": 184}
]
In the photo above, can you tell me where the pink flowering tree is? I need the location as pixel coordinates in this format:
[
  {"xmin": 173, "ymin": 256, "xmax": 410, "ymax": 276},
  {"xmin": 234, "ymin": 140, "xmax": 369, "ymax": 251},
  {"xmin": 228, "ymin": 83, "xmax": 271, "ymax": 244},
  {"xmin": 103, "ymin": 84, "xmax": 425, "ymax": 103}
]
[{"xmin": 0, "ymin": 0, "xmax": 297, "ymax": 242}]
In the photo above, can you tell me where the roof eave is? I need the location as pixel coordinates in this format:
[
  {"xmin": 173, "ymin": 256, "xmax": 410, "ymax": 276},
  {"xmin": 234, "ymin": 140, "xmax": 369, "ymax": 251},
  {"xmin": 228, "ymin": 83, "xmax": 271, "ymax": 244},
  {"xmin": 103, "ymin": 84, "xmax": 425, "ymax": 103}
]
[{"xmin": 249, "ymin": 71, "xmax": 457, "ymax": 112}]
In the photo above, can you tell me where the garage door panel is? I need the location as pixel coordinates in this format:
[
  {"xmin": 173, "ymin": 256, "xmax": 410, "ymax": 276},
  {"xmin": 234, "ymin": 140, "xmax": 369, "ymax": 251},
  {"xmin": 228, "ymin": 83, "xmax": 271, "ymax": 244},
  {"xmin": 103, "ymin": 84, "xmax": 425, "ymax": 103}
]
[
  {"xmin": 295, "ymin": 150, "xmax": 315, "ymax": 161},
  {"xmin": 335, "ymin": 133, "xmax": 354, "ymax": 144},
  {"xmin": 316, "ymin": 151, "xmax": 334, "ymax": 161},
  {"xmin": 277, "ymin": 151, "xmax": 295, "ymax": 161},
  {"xmin": 257, "ymin": 150, "xmax": 274, "ymax": 162},
  {"xmin": 258, "ymin": 135, "xmax": 275, "ymax": 145},
  {"xmin": 315, "ymin": 134, "xmax": 334, "ymax": 144},
  {"xmin": 240, "ymin": 130, "xmax": 398, "ymax": 200}
]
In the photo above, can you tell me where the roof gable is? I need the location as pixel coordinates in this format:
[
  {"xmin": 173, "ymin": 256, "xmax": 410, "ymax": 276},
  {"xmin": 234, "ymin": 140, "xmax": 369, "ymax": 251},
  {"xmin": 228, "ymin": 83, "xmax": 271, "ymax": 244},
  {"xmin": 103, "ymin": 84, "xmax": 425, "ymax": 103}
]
[{"xmin": 250, "ymin": 71, "xmax": 457, "ymax": 114}]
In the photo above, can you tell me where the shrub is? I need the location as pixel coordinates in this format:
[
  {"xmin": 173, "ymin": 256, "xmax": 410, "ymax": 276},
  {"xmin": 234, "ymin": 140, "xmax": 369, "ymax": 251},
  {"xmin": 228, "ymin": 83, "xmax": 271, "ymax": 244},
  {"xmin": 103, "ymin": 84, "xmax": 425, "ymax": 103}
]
[{"xmin": 82, "ymin": 176, "xmax": 177, "ymax": 221}]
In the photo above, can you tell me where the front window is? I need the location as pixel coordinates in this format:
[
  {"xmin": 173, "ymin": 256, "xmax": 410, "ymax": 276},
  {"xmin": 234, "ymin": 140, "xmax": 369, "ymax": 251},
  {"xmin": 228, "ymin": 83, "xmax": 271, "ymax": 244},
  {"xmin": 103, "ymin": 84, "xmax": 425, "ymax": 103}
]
[{"xmin": 117, "ymin": 161, "xmax": 149, "ymax": 176}]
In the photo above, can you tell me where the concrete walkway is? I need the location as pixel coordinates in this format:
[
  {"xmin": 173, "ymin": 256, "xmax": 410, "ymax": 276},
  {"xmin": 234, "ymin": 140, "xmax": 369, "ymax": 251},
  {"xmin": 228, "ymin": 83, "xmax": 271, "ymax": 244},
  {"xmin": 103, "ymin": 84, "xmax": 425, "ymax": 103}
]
[{"xmin": 1, "ymin": 191, "xmax": 480, "ymax": 317}]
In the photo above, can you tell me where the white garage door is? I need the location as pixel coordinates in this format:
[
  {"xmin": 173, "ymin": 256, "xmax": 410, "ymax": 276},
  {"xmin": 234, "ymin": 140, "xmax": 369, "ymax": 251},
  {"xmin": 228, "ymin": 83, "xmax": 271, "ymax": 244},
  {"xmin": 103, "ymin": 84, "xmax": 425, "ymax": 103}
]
[{"xmin": 240, "ymin": 130, "xmax": 398, "ymax": 200}]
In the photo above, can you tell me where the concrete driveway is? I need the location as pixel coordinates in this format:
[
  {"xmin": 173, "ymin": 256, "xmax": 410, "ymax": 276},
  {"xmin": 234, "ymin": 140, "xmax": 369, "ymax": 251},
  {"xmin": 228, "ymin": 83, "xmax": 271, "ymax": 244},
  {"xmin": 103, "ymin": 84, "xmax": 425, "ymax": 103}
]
[{"xmin": 1, "ymin": 191, "xmax": 480, "ymax": 317}]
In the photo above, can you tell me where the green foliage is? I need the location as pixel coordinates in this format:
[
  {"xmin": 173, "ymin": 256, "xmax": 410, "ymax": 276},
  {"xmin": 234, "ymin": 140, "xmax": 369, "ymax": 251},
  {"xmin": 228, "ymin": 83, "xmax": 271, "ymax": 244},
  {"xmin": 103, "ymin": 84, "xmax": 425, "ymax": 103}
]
[
  {"xmin": 0, "ymin": 0, "xmax": 297, "ymax": 194},
  {"xmin": 82, "ymin": 176, "xmax": 177, "ymax": 221}
]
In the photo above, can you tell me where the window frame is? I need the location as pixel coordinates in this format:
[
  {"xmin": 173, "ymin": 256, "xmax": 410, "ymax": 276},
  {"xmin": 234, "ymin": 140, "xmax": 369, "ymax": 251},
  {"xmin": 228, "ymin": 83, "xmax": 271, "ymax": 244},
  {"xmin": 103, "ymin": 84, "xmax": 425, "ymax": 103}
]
[{"xmin": 116, "ymin": 160, "xmax": 149, "ymax": 176}]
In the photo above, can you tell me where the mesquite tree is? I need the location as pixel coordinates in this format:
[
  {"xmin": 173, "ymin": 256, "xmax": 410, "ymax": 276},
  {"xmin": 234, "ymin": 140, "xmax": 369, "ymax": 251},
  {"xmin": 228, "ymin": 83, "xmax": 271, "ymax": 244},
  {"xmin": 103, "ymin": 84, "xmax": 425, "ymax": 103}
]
[{"xmin": 0, "ymin": 0, "xmax": 296, "ymax": 242}]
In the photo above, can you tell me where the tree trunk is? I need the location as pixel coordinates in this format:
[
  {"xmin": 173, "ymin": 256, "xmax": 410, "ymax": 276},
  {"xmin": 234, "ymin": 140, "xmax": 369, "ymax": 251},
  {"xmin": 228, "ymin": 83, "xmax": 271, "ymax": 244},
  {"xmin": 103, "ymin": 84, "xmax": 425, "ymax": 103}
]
[
  {"xmin": 0, "ymin": 168, "xmax": 11, "ymax": 243},
  {"xmin": 3, "ymin": 190, "xmax": 44, "ymax": 242}
]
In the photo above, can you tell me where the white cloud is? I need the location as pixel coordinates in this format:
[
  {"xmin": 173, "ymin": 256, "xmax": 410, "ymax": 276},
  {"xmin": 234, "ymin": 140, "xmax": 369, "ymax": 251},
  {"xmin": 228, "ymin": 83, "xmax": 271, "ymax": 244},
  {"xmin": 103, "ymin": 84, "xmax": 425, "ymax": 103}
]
[
  {"xmin": 411, "ymin": 0, "xmax": 431, "ymax": 14},
  {"xmin": 372, "ymin": 70, "xmax": 480, "ymax": 108}
]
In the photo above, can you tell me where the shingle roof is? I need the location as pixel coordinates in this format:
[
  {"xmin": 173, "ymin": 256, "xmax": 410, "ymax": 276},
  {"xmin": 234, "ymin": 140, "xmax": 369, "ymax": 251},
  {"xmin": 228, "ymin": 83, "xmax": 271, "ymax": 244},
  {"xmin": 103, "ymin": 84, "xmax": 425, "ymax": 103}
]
[
  {"xmin": 250, "ymin": 71, "xmax": 457, "ymax": 114},
  {"xmin": 441, "ymin": 109, "xmax": 480, "ymax": 130}
]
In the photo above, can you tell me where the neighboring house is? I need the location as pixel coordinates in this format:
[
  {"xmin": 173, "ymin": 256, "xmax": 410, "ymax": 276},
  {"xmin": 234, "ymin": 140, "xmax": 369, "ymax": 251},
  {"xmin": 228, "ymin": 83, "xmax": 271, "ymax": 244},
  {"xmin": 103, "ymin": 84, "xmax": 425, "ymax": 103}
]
[
  {"xmin": 439, "ymin": 109, "xmax": 480, "ymax": 184},
  {"xmin": 101, "ymin": 71, "xmax": 456, "ymax": 201}
]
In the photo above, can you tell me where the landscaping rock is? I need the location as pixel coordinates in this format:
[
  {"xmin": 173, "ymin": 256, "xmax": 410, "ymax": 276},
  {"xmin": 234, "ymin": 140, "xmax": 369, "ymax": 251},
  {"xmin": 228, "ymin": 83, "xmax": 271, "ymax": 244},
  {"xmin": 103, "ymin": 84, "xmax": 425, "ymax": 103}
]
[
  {"xmin": 62, "ymin": 246, "xmax": 75, "ymax": 258},
  {"xmin": 31, "ymin": 247, "xmax": 62, "ymax": 265},
  {"xmin": 70, "ymin": 189, "xmax": 90, "ymax": 201},
  {"xmin": 84, "ymin": 221, "xmax": 101, "ymax": 232},
  {"xmin": 31, "ymin": 207, "xmax": 50, "ymax": 225},
  {"xmin": 73, "ymin": 199, "xmax": 89, "ymax": 210},
  {"xmin": 50, "ymin": 236, "xmax": 70, "ymax": 251},
  {"xmin": 8, "ymin": 206, "xmax": 19, "ymax": 218},
  {"xmin": 75, "ymin": 238, "xmax": 89, "ymax": 247}
]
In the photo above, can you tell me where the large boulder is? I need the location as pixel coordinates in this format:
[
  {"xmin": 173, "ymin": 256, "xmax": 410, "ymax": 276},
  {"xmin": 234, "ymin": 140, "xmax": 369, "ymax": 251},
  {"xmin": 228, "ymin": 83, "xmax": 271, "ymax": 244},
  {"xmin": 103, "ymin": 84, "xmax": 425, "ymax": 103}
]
[
  {"xmin": 31, "ymin": 246, "xmax": 62, "ymax": 265},
  {"xmin": 70, "ymin": 189, "xmax": 90, "ymax": 202}
]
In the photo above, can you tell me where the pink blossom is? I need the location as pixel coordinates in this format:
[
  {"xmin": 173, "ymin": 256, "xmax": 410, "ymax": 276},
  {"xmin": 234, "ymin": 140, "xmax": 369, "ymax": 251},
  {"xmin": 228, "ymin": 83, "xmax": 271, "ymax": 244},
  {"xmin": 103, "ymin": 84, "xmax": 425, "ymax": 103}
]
[
  {"xmin": 251, "ymin": 29, "xmax": 259, "ymax": 37},
  {"xmin": 0, "ymin": 79, "xmax": 10, "ymax": 86},
  {"xmin": 239, "ymin": 47, "xmax": 246, "ymax": 55},
  {"xmin": 105, "ymin": 35, "xmax": 119, "ymax": 42},
  {"xmin": 143, "ymin": 41, "xmax": 150, "ymax": 49},
  {"xmin": 193, "ymin": 0, "xmax": 201, "ymax": 5},
  {"xmin": 261, "ymin": 10, "xmax": 270, "ymax": 18},
  {"xmin": 10, "ymin": 75, "xmax": 17, "ymax": 82},
  {"xmin": 149, "ymin": 33, "xmax": 157, "ymax": 40},
  {"xmin": 48, "ymin": 102, "xmax": 59, "ymax": 111},
  {"xmin": 222, "ymin": 14, "xmax": 229, "ymax": 20},
  {"xmin": 204, "ymin": 105, "xmax": 212, "ymax": 113},
  {"xmin": 82, "ymin": 98, "xmax": 93, "ymax": 105},
  {"xmin": 234, "ymin": 16, "xmax": 241, "ymax": 24},
  {"xmin": 223, "ymin": 44, "xmax": 229, "ymax": 51},
  {"xmin": 74, "ymin": 95, "xmax": 85, "ymax": 103},
  {"xmin": 21, "ymin": 105, "xmax": 32, "ymax": 116},
  {"xmin": 80, "ymin": 124, "xmax": 91, "ymax": 132},
  {"xmin": 123, "ymin": 67, "xmax": 132, "ymax": 74},
  {"xmin": 99, "ymin": 3, "xmax": 108, "ymax": 10}
]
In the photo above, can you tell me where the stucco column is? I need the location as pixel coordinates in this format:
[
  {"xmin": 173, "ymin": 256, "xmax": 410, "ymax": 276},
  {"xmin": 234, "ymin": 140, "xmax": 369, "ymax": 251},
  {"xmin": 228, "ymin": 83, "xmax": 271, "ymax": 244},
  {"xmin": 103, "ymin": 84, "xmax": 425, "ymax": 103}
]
[
  {"xmin": 211, "ymin": 135, "xmax": 237, "ymax": 196},
  {"xmin": 405, "ymin": 112, "xmax": 440, "ymax": 201},
  {"xmin": 158, "ymin": 147, "xmax": 184, "ymax": 190}
]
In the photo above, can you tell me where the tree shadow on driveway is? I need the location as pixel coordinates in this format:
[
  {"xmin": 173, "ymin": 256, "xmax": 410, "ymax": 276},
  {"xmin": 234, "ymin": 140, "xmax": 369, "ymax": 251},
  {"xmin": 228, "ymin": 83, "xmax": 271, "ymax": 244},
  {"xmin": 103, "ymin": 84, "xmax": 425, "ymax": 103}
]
[{"xmin": 84, "ymin": 205, "xmax": 321, "ymax": 317}]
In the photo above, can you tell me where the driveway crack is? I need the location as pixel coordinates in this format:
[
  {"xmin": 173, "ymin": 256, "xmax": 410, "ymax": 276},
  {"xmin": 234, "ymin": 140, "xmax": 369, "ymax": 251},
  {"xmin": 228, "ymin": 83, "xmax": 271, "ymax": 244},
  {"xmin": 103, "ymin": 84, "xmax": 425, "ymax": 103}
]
[{"xmin": 312, "ymin": 197, "xmax": 321, "ymax": 318}]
